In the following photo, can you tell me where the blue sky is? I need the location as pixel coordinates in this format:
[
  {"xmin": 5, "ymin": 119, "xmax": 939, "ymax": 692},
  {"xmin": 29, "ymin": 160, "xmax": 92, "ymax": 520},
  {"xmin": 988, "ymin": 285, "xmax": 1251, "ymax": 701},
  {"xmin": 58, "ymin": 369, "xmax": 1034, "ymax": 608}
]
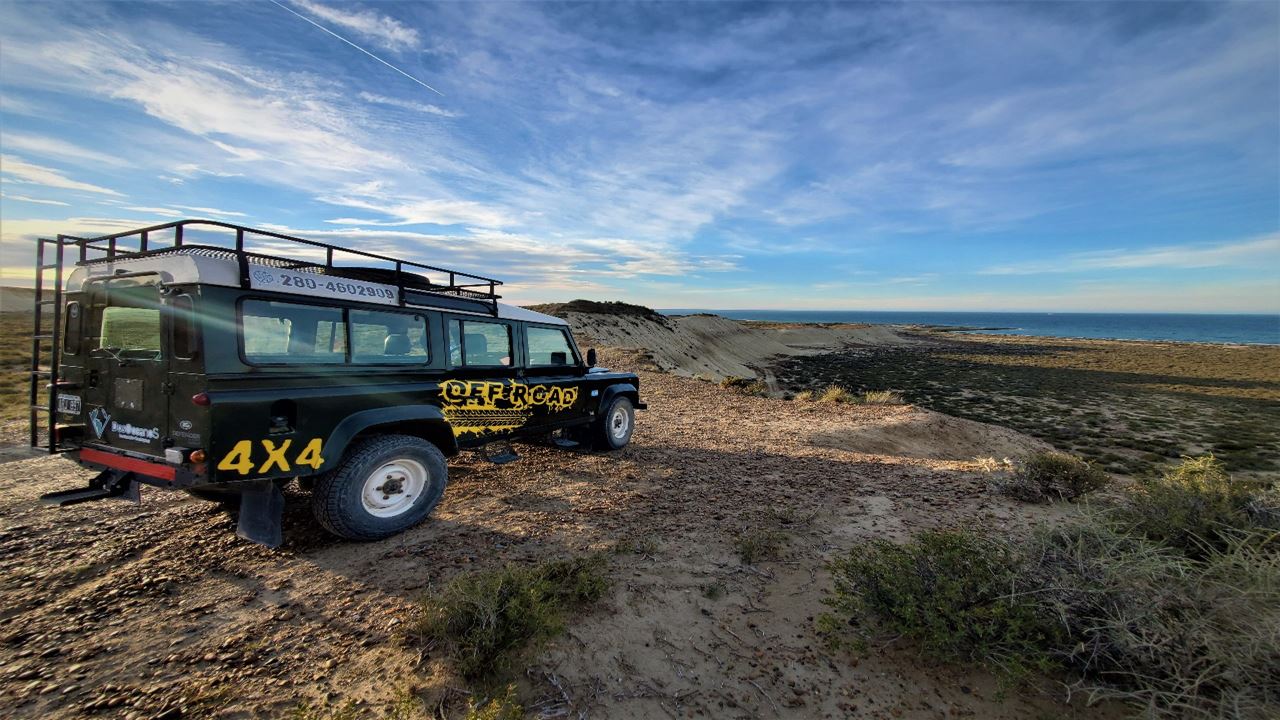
[{"xmin": 1, "ymin": 1, "xmax": 1277, "ymax": 312}]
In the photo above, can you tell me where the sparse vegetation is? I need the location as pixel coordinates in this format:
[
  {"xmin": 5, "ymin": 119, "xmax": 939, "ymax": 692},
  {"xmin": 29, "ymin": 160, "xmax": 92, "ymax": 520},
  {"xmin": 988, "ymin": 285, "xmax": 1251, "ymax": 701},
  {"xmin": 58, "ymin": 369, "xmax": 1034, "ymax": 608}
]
[
  {"xmin": 524, "ymin": 299, "xmax": 669, "ymax": 326},
  {"xmin": 991, "ymin": 451, "xmax": 1109, "ymax": 503},
  {"xmin": 612, "ymin": 536, "xmax": 659, "ymax": 555},
  {"xmin": 720, "ymin": 376, "xmax": 769, "ymax": 396},
  {"xmin": 776, "ymin": 335, "xmax": 1280, "ymax": 476},
  {"xmin": 858, "ymin": 389, "xmax": 905, "ymax": 405},
  {"xmin": 463, "ymin": 685, "xmax": 523, "ymax": 720},
  {"xmin": 1113, "ymin": 454, "xmax": 1278, "ymax": 556},
  {"xmin": 288, "ymin": 700, "xmax": 358, "ymax": 720},
  {"xmin": 736, "ymin": 529, "xmax": 787, "ymax": 564},
  {"xmin": 796, "ymin": 384, "xmax": 905, "ymax": 406},
  {"xmin": 822, "ymin": 456, "xmax": 1280, "ymax": 718},
  {"xmin": 413, "ymin": 555, "xmax": 609, "ymax": 681}
]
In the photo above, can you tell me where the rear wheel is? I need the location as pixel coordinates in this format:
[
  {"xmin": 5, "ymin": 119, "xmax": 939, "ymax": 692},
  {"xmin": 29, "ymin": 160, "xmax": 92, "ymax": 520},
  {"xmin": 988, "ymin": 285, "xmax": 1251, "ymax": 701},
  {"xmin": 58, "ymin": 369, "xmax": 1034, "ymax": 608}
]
[
  {"xmin": 594, "ymin": 396, "xmax": 635, "ymax": 450},
  {"xmin": 311, "ymin": 434, "xmax": 448, "ymax": 541}
]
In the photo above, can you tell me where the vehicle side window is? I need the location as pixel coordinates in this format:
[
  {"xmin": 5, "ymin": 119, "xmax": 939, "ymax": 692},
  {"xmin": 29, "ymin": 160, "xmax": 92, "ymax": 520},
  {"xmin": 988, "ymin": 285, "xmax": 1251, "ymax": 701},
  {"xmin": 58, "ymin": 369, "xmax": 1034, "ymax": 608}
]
[
  {"xmin": 526, "ymin": 326, "xmax": 575, "ymax": 366},
  {"xmin": 350, "ymin": 309, "xmax": 429, "ymax": 364},
  {"xmin": 448, "ymin": 319, "xmax": 511, "ymax": 366},
  {"xmin": 171, "ymin": 295, "xmax": 199, "ymax": 360},
  {"xmin": 242, "ymin": 299, "xmax": 346, "ymax": 364}
]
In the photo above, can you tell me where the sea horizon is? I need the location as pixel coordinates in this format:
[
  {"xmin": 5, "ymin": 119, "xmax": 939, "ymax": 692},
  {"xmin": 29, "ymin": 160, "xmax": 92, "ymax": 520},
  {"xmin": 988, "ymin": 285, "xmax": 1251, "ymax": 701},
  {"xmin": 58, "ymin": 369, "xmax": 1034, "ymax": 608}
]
[{"xmin": 659, "ymin": 309, "xmax": 1280, "ymax": 346}]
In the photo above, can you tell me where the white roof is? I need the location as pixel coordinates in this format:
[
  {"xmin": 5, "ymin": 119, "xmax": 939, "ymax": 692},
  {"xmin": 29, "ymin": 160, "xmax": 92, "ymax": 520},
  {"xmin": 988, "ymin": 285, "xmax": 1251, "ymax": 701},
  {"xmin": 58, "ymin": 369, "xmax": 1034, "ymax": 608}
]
[{"xmin": 65, "ymin": 253, "xmax": 566, "ymax": 325}]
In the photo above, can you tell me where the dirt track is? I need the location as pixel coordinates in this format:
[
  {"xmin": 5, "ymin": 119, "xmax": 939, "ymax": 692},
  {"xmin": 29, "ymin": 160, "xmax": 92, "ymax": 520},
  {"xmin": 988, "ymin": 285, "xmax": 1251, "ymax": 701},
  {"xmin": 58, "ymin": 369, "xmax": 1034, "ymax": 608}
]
[{"xmin": 0, "ymin": 355, "xmax": 1106, "ymax": 719}]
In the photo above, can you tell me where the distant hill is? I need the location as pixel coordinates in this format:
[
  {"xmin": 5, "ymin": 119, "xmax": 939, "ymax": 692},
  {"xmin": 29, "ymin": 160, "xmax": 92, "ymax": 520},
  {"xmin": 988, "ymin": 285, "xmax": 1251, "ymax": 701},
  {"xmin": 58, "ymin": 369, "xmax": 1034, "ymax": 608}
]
[{"xmin": 0, "ymin": 286, "xmax": 50, "ymax": 313}]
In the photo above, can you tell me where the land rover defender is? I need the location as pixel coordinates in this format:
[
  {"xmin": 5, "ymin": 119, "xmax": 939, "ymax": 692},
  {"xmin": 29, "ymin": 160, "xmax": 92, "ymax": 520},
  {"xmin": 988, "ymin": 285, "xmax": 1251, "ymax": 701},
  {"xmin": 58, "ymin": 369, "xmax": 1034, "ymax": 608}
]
[{"xmin": 29, "ymin": 220, "xmax": 644, "ymax": 546}]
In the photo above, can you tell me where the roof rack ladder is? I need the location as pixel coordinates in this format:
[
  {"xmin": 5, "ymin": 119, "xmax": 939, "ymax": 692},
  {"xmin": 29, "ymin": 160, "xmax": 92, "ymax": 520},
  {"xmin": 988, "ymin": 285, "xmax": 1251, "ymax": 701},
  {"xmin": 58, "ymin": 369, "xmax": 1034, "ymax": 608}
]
[{"xmin": 29, "ymin": 236, "xmax": 67, "ymax": 453}]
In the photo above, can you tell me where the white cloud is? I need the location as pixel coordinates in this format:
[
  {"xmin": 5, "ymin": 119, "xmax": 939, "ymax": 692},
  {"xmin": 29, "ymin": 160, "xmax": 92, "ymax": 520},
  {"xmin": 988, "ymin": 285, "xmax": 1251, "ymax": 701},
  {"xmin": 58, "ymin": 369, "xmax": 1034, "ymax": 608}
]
[
  {"xmin": 291, "ymin": 0, "xmax": 419, "ymax": 52},
  {"xmin": 0, "ymin": 192, "xmax": 69, "ymax": 206},
  {"xmin": 321, "ymin": 193, "xmax": 516, "ymax": 229},
  {"xmin": 121, "ymin": 206, "xmax": 185, "ymax": 217},
  {"xmin": 0, "ymin": 154, "xmax": 124, "ymax": 196},
  {"xmin": 980, "ymin": 234, "xmax": 1280, "ymax": 275},
  {"xmin": 358, "ymin": 92, "xmax": 460, "ymax": 118},
  {"xmin": 172, "ymin": 205, "xmax": 248, "ymax": 218},
  {"xmin": 1, "ymin": 133, "xmax": 132, "ymax": 167}
]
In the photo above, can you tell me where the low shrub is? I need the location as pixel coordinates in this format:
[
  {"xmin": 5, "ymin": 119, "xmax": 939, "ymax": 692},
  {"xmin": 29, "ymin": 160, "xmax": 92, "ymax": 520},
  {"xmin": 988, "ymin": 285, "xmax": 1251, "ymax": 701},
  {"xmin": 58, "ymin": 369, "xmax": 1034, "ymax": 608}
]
[
  {"xmin": 993, "ymin": 451, "xmax": 1109, "ymax": 503},
  {"xmin": 736, "ymin": 529, "xmax": 787, "ymax": 564},
  {"xmin": 1113, "ymin": 455, "xmax": 1276, "ymax": 556},
  {"xmin": 720, "ymin": 376, "xmax": 769, "ymax": 396},
  {"xmin": 464, "ymin": 685, "xmax": 523, "ymax": 720},
  {"xmin": 820, "ymin": 530, "xmax": 1058, "ymax": 680},
  {"xmin": 858, "ymin": 389, "xmax": 905, "ymax": 405},
  {"xmin": 822, "ymin": 522, "xmax": 1280, "ymax": 718},
  {"xmin": 413, "ymin": 555, "xmax": 609, "ymax": 680},
  {"xmin": 817, "ymin": 385, "xmax": 853, "ymax": 404}
]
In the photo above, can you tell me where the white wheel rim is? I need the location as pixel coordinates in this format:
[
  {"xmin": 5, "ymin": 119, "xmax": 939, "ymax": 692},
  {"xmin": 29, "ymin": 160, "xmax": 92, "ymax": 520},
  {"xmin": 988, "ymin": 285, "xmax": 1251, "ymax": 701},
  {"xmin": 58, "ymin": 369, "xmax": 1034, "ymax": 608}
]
[
  {"xmin": 610, "ymin": 405, "xmax": 630, "ymax": 440},
  {"xmin": 361, "ymin": 459, "xmax": 428, "ymax": 518}
]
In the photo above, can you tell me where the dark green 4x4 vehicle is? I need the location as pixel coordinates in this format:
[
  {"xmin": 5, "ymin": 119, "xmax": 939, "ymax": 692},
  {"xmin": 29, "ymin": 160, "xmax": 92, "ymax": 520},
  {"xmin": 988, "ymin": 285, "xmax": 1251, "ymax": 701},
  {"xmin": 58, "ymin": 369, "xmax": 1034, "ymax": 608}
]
[{"xmin": 29, "ymin": 220, "xmax": 644, "ymax": 546}]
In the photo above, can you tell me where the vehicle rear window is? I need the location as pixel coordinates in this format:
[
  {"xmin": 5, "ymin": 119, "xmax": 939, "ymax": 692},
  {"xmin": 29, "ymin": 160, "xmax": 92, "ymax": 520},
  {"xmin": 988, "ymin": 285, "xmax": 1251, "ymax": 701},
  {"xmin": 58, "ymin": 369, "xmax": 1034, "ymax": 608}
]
[
  {"xmin": 350, "ymin": 309, "xmax": 429, "ymax": 364},
  {"xmin": 449, "ymin": 319, "xmax": 512, "ymax": 367},
  {"xmin": 242, "ymin": 300, "xmax": 346, "ymax": 364},
  {"xmin": 526, "ymin": 326, "xmax": 575, "ymax": 366},
  {"xmin": 99, "ymin": 307, "xmax": 161, "ymax": 358}
]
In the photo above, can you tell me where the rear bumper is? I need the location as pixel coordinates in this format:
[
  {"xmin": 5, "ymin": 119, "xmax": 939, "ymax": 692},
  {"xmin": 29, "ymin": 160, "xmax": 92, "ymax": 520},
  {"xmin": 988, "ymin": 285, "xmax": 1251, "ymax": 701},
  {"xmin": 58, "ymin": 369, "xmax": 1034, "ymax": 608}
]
[{"xmin": 77, "ymin": 446, "xmax": 203, "ymax": 488}]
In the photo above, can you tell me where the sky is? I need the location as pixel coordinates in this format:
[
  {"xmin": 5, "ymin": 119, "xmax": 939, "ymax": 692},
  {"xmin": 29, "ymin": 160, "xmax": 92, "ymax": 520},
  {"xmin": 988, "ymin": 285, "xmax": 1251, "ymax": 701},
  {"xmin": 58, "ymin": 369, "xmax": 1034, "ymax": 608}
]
[{"xmin": 1, "ymin": 0, "xmax": 1277, "ymax": 312}]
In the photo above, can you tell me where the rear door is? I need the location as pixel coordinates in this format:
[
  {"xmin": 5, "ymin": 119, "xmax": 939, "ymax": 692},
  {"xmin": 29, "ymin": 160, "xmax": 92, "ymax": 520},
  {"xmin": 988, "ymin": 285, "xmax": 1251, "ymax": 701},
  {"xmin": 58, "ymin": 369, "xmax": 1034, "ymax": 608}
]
[
  {"xmin": 519, "ymin": 323, "xmax": 588, "ymax": 433},
  {"xmin": 81, "ymin": 275, "xmax": 169, "ymax": 458}
]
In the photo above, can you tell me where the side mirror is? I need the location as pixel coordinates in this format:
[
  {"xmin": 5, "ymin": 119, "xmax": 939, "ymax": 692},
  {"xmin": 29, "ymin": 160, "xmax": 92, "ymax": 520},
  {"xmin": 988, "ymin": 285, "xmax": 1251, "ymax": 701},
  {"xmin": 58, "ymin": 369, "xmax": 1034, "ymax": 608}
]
[{"xmin": 586, "ymin": 348, "xmax": 597, "ymax": 367}]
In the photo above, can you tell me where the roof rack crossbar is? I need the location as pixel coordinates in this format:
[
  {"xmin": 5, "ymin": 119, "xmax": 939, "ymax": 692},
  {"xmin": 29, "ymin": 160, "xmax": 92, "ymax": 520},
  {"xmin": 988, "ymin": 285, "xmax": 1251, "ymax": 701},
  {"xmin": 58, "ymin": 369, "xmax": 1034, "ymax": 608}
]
[{"xmin": 68, "ymin": 219, "xmax": 504, "ymax": 314}]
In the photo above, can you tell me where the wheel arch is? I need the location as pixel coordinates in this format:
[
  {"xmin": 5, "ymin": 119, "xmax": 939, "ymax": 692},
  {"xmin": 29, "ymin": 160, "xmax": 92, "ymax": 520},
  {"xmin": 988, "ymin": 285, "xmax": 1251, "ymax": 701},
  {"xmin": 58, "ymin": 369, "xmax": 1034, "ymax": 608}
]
[
  {"xmin": 598, "ymin": 382, "xmax": 639, "ymax": 412},
  {"xmin": 321, "ymin": 406, "xmax": 458, "ymax": 473}
]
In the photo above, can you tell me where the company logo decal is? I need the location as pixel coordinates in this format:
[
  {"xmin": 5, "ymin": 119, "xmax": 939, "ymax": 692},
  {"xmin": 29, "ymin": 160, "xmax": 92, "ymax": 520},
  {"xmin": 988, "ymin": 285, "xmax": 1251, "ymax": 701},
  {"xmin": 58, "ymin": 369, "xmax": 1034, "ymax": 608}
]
[
  {"xmin": 439, "ymin": 380, "xmax": 579, "ymax": 437},
  {"xmin": 110, "ymin": 421, "xmax": 161, "ymax": 444},
  {"xmin": 89, "ymin": 407, "xmax": 111, "ymax": 439}
]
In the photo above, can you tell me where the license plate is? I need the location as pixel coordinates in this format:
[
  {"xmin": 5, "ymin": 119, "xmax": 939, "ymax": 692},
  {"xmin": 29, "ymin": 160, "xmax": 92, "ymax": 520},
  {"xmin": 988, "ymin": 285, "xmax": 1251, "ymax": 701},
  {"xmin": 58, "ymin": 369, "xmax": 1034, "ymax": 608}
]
[{"xmin": 56, "ymin": 393, "xmax": 82, "ymax": 414}]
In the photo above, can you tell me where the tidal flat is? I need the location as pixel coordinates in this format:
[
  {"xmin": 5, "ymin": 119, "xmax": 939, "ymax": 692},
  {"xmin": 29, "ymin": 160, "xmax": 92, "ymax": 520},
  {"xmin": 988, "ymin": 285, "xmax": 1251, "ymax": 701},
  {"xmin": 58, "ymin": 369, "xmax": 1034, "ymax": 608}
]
[{"xmin": 773, "ymin": 331, "xmax": 1280, "ymax": 478}]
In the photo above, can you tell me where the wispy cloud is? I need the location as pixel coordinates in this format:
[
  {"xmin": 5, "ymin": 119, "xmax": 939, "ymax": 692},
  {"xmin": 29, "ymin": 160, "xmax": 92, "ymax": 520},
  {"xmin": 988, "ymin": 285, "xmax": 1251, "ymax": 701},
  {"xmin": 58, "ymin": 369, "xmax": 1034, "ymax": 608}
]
[
  {"xmin": 2, "ymin": 133, "xmax": 132, "ymax": 167},
  {"xmin": 290, "ymin": 0, "xmax": 419, "ymax": 52},
  {"xmin": 980, "ymin": 234, "xmax": 1280, "ymax": 275},
  {"xmin": 358, "ymin": 92, "xmax": 460, "ymax": 118},
  {"xmin": 0, "ymin": 192, "xmax": 70, "ymax": 206},
  {"xmin": 0, "ymin": 154, "xmax": 124, "ymax": 196}
]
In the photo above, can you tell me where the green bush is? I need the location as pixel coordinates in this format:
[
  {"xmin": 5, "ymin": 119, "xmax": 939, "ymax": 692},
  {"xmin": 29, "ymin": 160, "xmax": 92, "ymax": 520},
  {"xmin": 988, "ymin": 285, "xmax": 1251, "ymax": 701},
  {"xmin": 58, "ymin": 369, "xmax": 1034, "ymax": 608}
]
[
  {"xmin": 1114, "ymin": 455, "xmax": 1276, "ymax": 556},
  {"xmin": 464, "ymin": 685, "xmax": 523, "ymax": 720},
  {"xmin": 994, "ymin": 451, "xmax": 1109, "ymax": 503},
  {"xmin": 822, "ymin": 523, "xmax": 1280, "ymax": 718},
  {"xmin": 414, "ymin": 555, "xmax": 609, "ymax": 680},
  {"xmin": 1028, "ymin": 523, "xmax": 1280, "ymax": 718},
  {"xmin": 821, "ymin": 530, "xmax": 1059, "ymax": 679}
]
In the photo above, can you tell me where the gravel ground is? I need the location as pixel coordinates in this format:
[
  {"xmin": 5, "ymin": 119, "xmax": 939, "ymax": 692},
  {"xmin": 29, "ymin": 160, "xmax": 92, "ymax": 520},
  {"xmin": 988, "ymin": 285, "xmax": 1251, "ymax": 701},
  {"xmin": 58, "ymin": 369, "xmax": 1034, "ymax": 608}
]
[{"xmin": 0, "ymin": 352, "xmax": 1109, "ymax": 719}]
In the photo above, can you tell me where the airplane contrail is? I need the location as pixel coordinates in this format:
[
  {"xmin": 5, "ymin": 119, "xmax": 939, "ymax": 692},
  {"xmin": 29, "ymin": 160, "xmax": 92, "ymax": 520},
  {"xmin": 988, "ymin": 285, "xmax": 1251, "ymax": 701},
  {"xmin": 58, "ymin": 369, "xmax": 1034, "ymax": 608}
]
[{"xmin": 267, "ymin": 0, "xmax": 444, "ymax": 96}]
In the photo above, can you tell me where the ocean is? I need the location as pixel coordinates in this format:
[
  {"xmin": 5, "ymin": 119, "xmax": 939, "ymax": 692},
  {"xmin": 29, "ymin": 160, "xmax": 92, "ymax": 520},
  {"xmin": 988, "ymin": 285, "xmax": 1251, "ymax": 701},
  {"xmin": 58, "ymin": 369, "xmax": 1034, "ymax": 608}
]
[{"xmin": 658, "ymin": 310, "xmax": 1280, "ymax": 345}]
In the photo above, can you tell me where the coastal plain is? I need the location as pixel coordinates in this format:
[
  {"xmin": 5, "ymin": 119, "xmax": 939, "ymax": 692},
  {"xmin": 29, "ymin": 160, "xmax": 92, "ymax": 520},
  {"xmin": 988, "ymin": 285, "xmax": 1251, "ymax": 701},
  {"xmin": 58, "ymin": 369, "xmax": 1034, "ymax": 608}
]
[{"xmin": 0, "ymin": 303, "xmax": 1275, "ymax": 718}]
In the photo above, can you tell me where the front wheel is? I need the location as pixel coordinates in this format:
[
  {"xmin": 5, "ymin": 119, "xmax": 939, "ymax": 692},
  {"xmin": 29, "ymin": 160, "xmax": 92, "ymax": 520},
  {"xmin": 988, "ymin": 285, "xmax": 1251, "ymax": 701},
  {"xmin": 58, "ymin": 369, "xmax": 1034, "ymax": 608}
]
[
  {"xmin": 594, "ymin": 396, "xmax": 635, "ymax": 450},
  {"xmin": 311, "ymin": 434, "xmax": 448, "ymax": 541}
]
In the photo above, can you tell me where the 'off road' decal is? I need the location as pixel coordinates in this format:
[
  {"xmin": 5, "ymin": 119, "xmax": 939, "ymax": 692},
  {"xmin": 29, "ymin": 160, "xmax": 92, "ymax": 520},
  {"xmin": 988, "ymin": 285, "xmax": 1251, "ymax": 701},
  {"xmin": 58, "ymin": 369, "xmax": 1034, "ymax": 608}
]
[{"xmin": 439, "ymin": 380, "xmax": 579, "ymax": 437}]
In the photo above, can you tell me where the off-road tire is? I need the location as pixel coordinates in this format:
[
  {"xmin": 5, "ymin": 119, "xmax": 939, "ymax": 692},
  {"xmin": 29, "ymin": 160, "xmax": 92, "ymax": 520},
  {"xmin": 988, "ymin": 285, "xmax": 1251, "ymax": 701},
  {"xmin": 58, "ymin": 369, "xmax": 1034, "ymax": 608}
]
[
  {"xmin": 594, "ymin": 395, "xmax": 635, "ymax": 451},
  {"xmin": 311, "ymin": 434, "xmax": 448, "ymax": 541}
]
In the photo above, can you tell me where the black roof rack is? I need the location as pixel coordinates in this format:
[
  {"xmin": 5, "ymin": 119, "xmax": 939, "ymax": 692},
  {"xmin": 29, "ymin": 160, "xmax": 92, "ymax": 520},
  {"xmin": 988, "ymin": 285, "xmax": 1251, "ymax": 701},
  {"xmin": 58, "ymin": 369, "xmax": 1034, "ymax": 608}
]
[{"xmin": 56, "ymin": 219, "xmax": 503, "ymax": 315}]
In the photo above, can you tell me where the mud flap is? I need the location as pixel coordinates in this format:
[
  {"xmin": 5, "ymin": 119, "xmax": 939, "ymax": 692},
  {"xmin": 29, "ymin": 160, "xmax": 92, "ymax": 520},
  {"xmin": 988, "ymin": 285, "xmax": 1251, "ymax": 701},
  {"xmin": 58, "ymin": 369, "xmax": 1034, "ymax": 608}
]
[{"xmin": 235, "ymin": 480, "xmax": 284, "ymax": 548}]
